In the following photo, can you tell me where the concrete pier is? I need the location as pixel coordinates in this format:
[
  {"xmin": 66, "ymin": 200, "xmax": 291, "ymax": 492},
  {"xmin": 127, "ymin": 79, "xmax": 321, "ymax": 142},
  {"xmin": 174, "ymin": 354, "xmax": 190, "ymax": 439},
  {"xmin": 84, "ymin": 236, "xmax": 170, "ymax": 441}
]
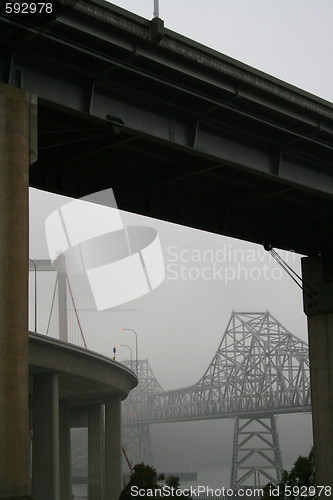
[
  {"xmin": 302, "ymin": 255, "xmax": 333, "ymax": 488},
  {"xmin": 105, "ymin": 395, "xmax": 122, "ymax": 500},
  {"xmin": 32, "ymin": 374, "xmax": 60, "ymax": 500},
  {"xmin": 59, "ymin": 402, "xmax": 72, "ymax": 500},
  {"xmin": 0, "ymin": 82, "xmax": 36, "ymax": 499},
  {"xmin": 88, "ymin": 405, "xmax": 104, "ymax": 500}
]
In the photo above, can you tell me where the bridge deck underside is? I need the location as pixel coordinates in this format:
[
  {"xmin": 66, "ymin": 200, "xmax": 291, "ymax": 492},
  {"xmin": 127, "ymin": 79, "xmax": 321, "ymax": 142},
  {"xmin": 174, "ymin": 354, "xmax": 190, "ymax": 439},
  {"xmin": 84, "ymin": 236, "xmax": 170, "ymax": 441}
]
[
  {"xmin": 124, "ymin": 407, "xmax": 312, "ymax": 426},
  {"xmin": 1, "ymin": 0, "xmax": 333, "ymax": 254},
  {"xmin": 31, "ymin": 102, "xmax": 332, "ymax": 256}
]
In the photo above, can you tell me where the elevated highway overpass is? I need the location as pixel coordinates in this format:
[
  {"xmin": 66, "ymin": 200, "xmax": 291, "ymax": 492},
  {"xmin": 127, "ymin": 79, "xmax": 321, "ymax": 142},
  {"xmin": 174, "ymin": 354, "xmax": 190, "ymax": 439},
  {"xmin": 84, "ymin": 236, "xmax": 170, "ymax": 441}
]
[
  {"xmin": 29, "ymin": 331, "xmax": 137, "ymax": 499},
  {"xmin": 1, "ymin": 0, "xmax": 333, "ymax": 254},
  {"xmin": 1, "ymin": 0, "xmax": 333, "ymax": 497}
]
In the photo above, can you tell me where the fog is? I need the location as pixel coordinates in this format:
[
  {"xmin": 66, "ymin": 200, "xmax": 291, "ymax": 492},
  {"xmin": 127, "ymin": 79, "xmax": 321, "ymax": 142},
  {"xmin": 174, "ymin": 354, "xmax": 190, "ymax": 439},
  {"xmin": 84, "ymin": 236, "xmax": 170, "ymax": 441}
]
[
  {"xmin": 29, "ymin": 189, "xmax": 308, "ymax": 388},
  {"xmin": 29, "ymin": 188, "xmax": 312, "ymax": 485},
  {"xmin": 151, "ymin": 414, "xmax": 312, "ymax": 481}
]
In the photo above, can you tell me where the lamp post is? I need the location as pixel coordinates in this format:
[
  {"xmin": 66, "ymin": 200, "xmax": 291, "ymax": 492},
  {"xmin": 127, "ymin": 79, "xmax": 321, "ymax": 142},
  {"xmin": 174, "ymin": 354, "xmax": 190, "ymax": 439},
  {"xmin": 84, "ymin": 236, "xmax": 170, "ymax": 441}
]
[
  {"xmin": 153, "ymin": 0, "xmax": 159, "ymax": 18},
  {"xmin": 121, "ymin": 328, "xmax": 138, "ymax": 375},
  {"xmin": 29, "ymin": 258, "xmax": 37, "ymax": 333},
  {"xmin": 117, "ymin": 344, "xmax": 133, "ymax": 371}
]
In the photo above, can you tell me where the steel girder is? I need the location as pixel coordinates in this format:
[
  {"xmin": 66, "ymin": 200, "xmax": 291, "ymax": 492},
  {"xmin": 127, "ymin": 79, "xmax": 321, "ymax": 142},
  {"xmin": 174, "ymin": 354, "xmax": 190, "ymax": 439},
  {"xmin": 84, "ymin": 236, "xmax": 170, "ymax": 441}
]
[
  {"xmin": 122, "ymin": 424, "xmax": 152, "ymax": 467},
  {"xmin": 2, "ymin": 48, "xmax": 333, "ymax": 198},
  {"xmin": 231, "ymin": 415, "xmax": 283, "ymax": 490},
  {"xmin": 123, "ymin": 312, "xmax": 311, "ymax": 425},
  {"xmin": 2, "ymin": 1, "xmax": 333, "ymax": 254},
  {"xmin": 121, "ymin": 360, "xmax": 161, "ymax": 466}
]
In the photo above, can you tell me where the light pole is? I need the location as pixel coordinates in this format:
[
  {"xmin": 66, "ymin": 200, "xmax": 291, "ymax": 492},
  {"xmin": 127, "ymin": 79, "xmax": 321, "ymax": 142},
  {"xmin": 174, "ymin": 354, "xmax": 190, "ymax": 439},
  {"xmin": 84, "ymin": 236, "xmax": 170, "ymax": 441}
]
[
  {"xmin": 117, "ymin": 344, "xmax": 133, "ymax": 371},
  {"xmin": 153, "ymin": 0, "xmax": 159, "ymax": 18},
  {"xmin": 121, "ymin": 328, "xmax": 138, "ymax": 375},
  {"xmin": 29, "ymin": 258, "xmax": 37, "ymax": 333}
]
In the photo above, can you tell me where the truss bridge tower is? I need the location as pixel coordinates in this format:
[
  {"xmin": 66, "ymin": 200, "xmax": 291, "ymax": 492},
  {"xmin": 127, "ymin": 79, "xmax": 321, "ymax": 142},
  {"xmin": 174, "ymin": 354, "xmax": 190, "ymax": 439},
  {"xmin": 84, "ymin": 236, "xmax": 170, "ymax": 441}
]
[{"xmin": 122, "ymin": 311, "xmax": 311, "ymax": 489}]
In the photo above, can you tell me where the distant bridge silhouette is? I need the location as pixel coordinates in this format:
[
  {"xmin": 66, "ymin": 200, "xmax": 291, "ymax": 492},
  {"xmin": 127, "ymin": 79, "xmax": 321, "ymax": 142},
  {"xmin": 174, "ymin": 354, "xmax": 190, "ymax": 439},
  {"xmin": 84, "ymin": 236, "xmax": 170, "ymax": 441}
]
[{"xmin": 122, "ymin": 311, "xmax": 311, "ymax": 490}]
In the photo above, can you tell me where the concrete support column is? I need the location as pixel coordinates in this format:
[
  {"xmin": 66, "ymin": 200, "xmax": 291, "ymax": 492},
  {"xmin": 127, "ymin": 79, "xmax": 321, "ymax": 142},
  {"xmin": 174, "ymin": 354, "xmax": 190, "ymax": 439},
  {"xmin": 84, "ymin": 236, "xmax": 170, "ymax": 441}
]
[
  {"xmin": 88, "ymin": 405, "xmax": 104, "ymax": 500},
  {"xmin": 59, "ymin": 401, "xmax": 72, "ymax": 500},
  {"xmin": 302, "ymin": 255, "xmax": 333, "ymax": 488},
  {"xmin": 0, "ymin": 82, "xmax": 36, "ymax": 499},
  {"xmin": 105, "ymin": 395, "xmax": 122, "ymax": 500},
  {"xmin": 32, "ymin": 373, "xmax": 60, "ymax": 500}
]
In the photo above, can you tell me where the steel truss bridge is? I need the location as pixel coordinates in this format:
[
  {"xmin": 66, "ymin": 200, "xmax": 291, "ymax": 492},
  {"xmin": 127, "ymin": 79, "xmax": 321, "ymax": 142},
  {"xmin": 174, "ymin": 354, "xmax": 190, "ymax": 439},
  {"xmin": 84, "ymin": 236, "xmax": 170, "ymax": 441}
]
[{"xmin": 122, "ymin": 311, "xmax": 311, "ymax": 490}]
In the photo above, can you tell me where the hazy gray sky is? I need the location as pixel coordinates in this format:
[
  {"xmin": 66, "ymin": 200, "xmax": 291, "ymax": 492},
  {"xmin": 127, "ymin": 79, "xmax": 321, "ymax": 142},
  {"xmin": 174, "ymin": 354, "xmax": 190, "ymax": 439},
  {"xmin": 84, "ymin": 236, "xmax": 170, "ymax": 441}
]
[
  {"xmin": 107, "ymin": 0, "xmax": 333, "ymax": 103},
  {"xmin": 29, "ymin": 190, "xmax": 307, "ymax": 389},
  {"xmin": 30, "ymin": 0, "xmax": 325, "ymax": 480}
]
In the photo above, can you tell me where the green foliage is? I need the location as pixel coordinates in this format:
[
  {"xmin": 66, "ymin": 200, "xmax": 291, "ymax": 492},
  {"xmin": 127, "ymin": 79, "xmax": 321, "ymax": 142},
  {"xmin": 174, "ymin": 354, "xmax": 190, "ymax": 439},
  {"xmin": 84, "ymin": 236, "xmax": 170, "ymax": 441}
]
[
  {"xmin": 120, "ymin": 463, "xmax": 163, "ymax": 500},
  {"xmin": 119, "ymin": 463, "xmax": 190, "ymax": 500},
  {"xmin": 262, "ymin": 447, "xmax": 315, "ymax": 499},
  {"xmin": 165, "ymin": 475, "xmax": 181, "ymax": 489}
]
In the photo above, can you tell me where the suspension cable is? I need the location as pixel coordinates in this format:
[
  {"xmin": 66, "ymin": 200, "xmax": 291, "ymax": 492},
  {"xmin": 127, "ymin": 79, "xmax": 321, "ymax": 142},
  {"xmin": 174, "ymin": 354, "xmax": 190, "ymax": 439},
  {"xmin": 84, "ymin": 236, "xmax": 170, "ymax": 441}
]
[
  {"xmin": 65, "ymin": 275, "xmax": 88, "ymax": 349},
  {"xmin": 46, "ymin": 274, "xmax": 58, "ymax": 336},
  {"xmin": 265, "ymin": 246, "xmax": 317, "ymax": 306}
]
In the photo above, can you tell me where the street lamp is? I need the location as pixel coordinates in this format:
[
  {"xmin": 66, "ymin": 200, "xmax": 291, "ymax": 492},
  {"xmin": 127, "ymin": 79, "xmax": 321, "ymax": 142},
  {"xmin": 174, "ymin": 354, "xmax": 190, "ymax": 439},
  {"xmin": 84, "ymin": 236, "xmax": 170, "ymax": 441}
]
[
  {"xmin": 121, "ymin": 328, "xmax": 138, "ymax": 375},
  {"xmin": 29, "ymin": 258, "xmax": 37, "ymax": 333},
  {"xmin": 153, "ymin": 0, "xmax": 159, "ymax": 18},
  {"xmin": 117, "ymin": 344, "xmax": 133, "ymax": 371}
]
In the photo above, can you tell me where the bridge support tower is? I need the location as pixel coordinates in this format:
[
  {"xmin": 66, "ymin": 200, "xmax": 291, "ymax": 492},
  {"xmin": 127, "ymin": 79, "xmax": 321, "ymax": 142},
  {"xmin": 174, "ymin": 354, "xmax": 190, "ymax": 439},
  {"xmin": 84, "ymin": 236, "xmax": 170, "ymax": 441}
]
[
  {"xmin": 0, "ymin": 82, "xmax": 36, "ymax": 499},
  {"xmin": 231, "ymin": 415, "xmax": 282, "ymax": 490},
  {"xmin": 123, "ymin": 424, "xmax": 152, "ymax": 466},
  {"xmin": 302, "ymin": 255, "xmax": 333, "ymax": 489}
]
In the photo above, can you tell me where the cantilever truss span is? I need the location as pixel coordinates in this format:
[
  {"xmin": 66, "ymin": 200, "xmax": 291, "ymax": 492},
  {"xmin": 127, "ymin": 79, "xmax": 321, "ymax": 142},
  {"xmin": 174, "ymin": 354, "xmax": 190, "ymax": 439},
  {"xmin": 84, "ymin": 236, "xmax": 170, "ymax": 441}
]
[{"xmin": 122, "ymin": 312, "xmax": 311, "ymax": 488}]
